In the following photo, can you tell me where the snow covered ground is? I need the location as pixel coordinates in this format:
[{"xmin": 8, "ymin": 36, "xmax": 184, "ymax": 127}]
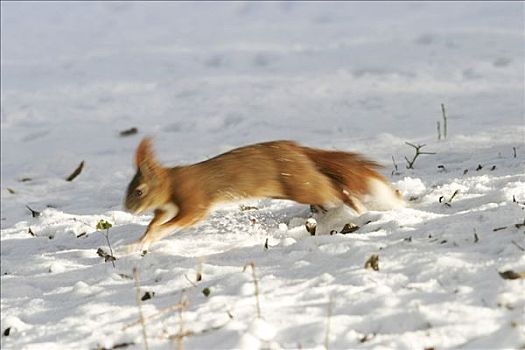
[{"xmin": 1, "ymin": 2, "xmax": 524, "ymax": 349}]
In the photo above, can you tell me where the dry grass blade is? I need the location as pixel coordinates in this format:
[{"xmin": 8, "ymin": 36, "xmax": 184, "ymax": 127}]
[
  {"xmin": 133, "ymin": 268, "xmax": 149, "ymax": 350},
  {"xmin": 243, "ymin": 262, "xmax": 262, "ymax": 318},
  {"xmin": 120, "ymin": 127, "xmax": 138, "ymax": 137},
  {"xmin": 441, "ymin": 103, "xmax": 448, "ymax": 139},
  {"xmin": 66, "ymin": 161, "xmax": 85, "ymax": 181}
]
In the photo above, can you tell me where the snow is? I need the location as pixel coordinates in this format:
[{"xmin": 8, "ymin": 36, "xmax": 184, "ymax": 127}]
[{"xmin": 1, "ymin": 2, "xmax": 524, "ymax": 349}]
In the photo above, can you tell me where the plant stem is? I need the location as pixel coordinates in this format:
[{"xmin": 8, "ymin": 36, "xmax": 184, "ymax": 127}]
[
  {"xmin": 441, "ymin": 103, "xmax": 448, "ymax": 139},
  {"xmin": 104, "ymin": 229, "xmax": 115, "ymax": 268},
  {"xmin": 133, "ymin": 268, "xmax": 149, "ymax": 350}
]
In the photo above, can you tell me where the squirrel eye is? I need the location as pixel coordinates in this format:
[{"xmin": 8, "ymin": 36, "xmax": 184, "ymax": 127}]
[{"xmin": 135, "ymin": 189, "xmax": 143, "ymax": 197}]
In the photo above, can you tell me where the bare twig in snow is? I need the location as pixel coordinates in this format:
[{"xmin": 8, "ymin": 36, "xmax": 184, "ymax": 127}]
[
  {"xmin": 96, "ymin": 220, "xmax": 115, "ymax": 268},
  {"xmin": 437, "ymin": 121, "xmax": 441, "ymax": 141},
  {"xmin": 25, "ymin": 205, "xmax": 41, "ymax": 218},
  {"xmin": 184, "ymin": 274, "xmax": 198, "ymax": 288},
  {"xmin": 120, "ymin": 127, "xmax": 138, "ymax": 137},
  {"xmin": 511, "ymin": 240, "xmax": 525, "ymax": 252},
  {"xmin": 473, "ymin": 230, "xmax": 479, "ymax": 243},
  {"xmin": 404, "ymin": 142, "xmax": 436, "ymax": 169},
  {"xmin": 391, "ymin": 155, "xmax": 400, "ymax": 176},
  {"xmin": 196, "ymin": 260, "xmax": 204, "ymax": 282},
  {"xmin": 449, "ymin": 189, "xmax": 459, "ymax": 202},
  {"xmin": 441, "ymin": 103, "xmax": 448, "ymax": 139},
  {"xmin": 65, "ymin": 161, "xmax": 85, "ymax": 182},
  {"xmin": 440, "ymin": 190, "xmax": 459, "ymax": 207}
]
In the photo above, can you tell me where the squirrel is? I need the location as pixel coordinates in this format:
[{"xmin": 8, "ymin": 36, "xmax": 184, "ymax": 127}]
[{"xmin": 124, "ymin": 137, "xmax": 404, "ymax": 251}]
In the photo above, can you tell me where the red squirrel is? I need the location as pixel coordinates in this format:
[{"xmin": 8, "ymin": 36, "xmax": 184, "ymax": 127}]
[{"xmin": 125, "ymin": 138, "xmax": 403, "ymax": 251}]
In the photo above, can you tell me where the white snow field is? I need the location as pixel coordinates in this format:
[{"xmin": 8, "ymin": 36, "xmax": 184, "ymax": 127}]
[{"xmin": 1, "ymin": 2, "xmax": 524, "ymax": 350}]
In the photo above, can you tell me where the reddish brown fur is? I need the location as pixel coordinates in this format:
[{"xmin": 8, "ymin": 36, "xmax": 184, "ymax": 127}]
[{"xmin": 125, "ymin": 138, "xmax": 399, "ymax": 251}]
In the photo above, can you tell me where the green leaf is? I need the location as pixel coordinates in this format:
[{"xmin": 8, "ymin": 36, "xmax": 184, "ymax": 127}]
[
  {"xmin": 202, "ymin": 287, "xmax": 211, "ymax": 297},
  {"xmin": 96, "ymin": 220, "xmax": 113, "ymax": 231}
]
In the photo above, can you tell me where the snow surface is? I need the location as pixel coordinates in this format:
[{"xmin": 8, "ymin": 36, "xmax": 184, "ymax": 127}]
[{"xmin": 1, "ymin": 2, "xmax": 524, "ymax": 349}]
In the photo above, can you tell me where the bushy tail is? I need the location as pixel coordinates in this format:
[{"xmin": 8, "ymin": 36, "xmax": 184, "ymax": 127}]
[{"xmin": 302, "ymin": 146, "xmax": 404, "ymax": 211}]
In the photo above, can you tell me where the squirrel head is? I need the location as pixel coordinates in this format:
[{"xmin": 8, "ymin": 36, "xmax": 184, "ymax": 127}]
[{"xmin": 124, "ymin": 137, "xmax": 168, "ymax": 213}]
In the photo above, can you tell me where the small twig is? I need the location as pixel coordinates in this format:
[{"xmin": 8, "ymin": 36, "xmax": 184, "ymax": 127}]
[
  {"xmin": 441, "ymin": 103, "xmax": 448, "ymax": 139},
  {"xmin": 95, "ymin": 342, "xmax": 135, "ymax": 350},
  {"xmin": 437, "ymin": 121, "xmax": 441, "ymax": 141},
  {"xmin": 65, "ymin": 161, "xmax": 85, "ymax": 182},
  {"xmin": 473, "ymin": 229, "xmax": 479, "ymax": 243},
  {"xmin": 243, "ymin": 262, "xmax": 262, "ymax": 318},
  {"xmin": 404, "ymin": 142, "xmax": 436, "ymax": 169},
  {"xmin": 392, "ymin": 155, "xmax": 398, "ymax": 171},
  {"xmin": 513, "ymin": 147, "xmax": 517, "ymax": 158},
  {"xmin": 133, "ymin": 268, "xmax": 150, "ymax": 350},
  {"xmin": 97, "ymin": 220, "xmax": 115, "ymax": 268},
  {"xmin": 511, "ymin": 240, "xmax": 525, "ymax": 252},
  {"xmin": 184, "ymin": 274, "xmax": 198, "ymax": 288},
  {"xmin": 25, "ymin": 205, "xmax": 41, "ymax": 218},
  {"xmin": 391, "ymin": 155, "xmax": 400, "ymax": 176},
  {"xmin": 449, "ymin": 189, "xmax": 459, "ymax": 202},
  {"xmin": 359, "ymin": 333, "xmax": 375, "ymax": 343},
  {"xmin": 104, "ymin": 229, "xmax": 115, "ymax": 268},
  {"xmin": 120, "ymin": 127, "xmax": 138, "ymax": 137},
  {"xmin": 440, "ymin": 190, "xmax": 459, "ymax": 207}
]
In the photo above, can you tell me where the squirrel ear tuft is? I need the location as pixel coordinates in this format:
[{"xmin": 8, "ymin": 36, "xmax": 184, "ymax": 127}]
[{"xmin": 135, "ymin": 137, "xmax": 154, "ymax": 169}]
